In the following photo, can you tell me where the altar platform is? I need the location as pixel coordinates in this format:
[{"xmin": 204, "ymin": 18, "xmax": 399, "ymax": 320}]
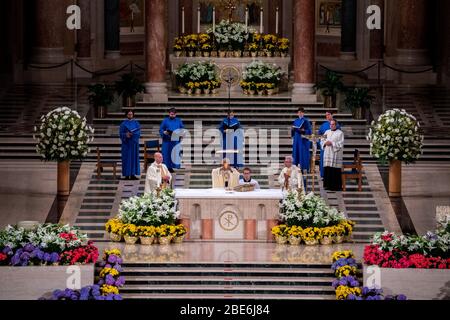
[{"xmin": 176, "ymin": 188, "xmax": 283, "ymax": 241}]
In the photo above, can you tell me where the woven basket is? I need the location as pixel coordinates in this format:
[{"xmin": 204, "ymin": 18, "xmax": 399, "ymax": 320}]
[{"xmin": 234, "ymin": 184, "xmax": 255, "ymax": 192}]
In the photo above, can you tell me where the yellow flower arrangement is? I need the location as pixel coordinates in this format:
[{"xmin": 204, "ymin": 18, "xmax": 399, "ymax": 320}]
[
  {"xmin": 121, "ymin": 223, "xmax": 138, "ymax": 237},
  {"xmin": 322, "ymin": 226, "xmax": 339, "ymax": 238},
  {"xmin": 99, "ymin": 267, "xmax": 120, "ymax": 278},
  {"xmin": 104, "ymin": 249, "xmax": 121, "ymax": 258},
  {"xmin": 173, "ymin": 44, "xmax": 182, "ymax": 51},
  {"xmin": 335, "ymin": 286, "xmax": 361, "ymax": 300},
  {"xmin": 199, "ymin": 33, "xmax": 210, "ymax": 43},
  {"xmin": 248, "ymin": 43, "xmax": 259, "ymax": 52},
  {"xmin": 288, "ymin": 225, "xmax": 303, "ymax": 238},
  {"xmin": 187, "ymin": 82, "xmax": 195, "ymax": 90},
  {"xmin": 156, "ymin": 224, "xmax": 173, "ymax": 237},
  {"xmin": 105, "ymin": 218, "xmax": 124, "ymax": 235},
  {"xmin": 100, "ymin": 284, "xmax": 119, "ymax": 295},
  {"xmin": 137, "ymin": 225, "xmax": 156, "ymax": 237},
  {"xmin": 253, "ymin": 33, "xmax": 262, "ymax": 42},
  {"xmin": 266, "ymin": 83, "xmax": 275, "ymax": 90},
  {"xmin": 302, "ymin": 227, "xmax": 323, "ymax": 241},
  {"xmin": 335, "ymin": 265, "xmax": 358, "ymax": 278},
  {"xmin": 175, "ymin": 224, "xmax": 187, "ymax": 237},
  {"xmin": 255, "ymin": 83, "xmax": 265, "ymax": 91},
  {"xmin": 271, "ymin": 224, "xmax": 290, "ymax": 237},
  {"xmin": 265, "ymin": 43, "xmax": 275, "ymax": 52},
  {"xmin": 263, "ymin": 34, "xmax": 278, "ymax": 44},
  {"xmin": 339, "ymin": 220, "xmax": 355, "ymax": 236},
  {"xmin": 332, "ymin": 250, "xmax": 354, "ymax": 262},
  {"xmin": 201, "ymin": 43, "xmax": 212, "ymax": 51},
  {"xmin": 193, "ymin": 82, "xmax": 201, "ymax": 89}
]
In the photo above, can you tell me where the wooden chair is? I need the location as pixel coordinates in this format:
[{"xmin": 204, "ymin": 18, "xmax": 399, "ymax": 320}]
[
  {"xmin": 96, "ymin": 147, "xmax": 117, "ymax": 180},
  {"xmin": 143, "ymin": 140, "xmax": 160, "ymax": 172},
  {"xmin": 342, "ymin": 149, "xmax": 363, "ymax": 191}
]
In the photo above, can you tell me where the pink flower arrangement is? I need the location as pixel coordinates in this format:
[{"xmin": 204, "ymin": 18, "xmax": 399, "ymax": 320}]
[{"xmin": 364, "ymin": 245, "xmax": 450, "ymax": 269}]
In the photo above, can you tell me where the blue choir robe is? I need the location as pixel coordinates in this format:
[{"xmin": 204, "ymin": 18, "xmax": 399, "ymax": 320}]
[
  {"xmin": 119, "ymin": 119, "xmax": 141, "ymax": 177},
  {"xmin": 318, "ymin": 121, "xmax": 342, "ymax": 177},
  {"xmin": 292, "ymin": 117, "xmax": 312, "ymax": 172},
  {"xmin": 159, "ymin": 117, "xmax": 184, "ymax": 170},
  {"xmin": 219, "ymin": 117, "xmax": 244, "ymax": 168}
]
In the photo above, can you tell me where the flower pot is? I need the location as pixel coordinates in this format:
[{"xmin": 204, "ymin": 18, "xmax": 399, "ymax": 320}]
[
  {"xmin": 288, "ymin": 236, "xmax": 301, "ymax": 245},
  {"xmin": 178, "ymin": 86, "xmax": 186, "ymax": 94},
  {"xmin": 123, "ymin": 95, "xmax": 136, "ymax": 108},
  {"xmin": 95, "ymin": 105, "xmax": 107, "ymax": 119},
  {"xmin": 389, "ymin": 159, "xmax": 402, "ymax": 197},
  {"xmin": 109, "ymin": 232, "xmax": 122, "ymax": 242},
  {"xmin": 202, "ymin": 51, "xmax": 210, "ymax": 57},
  {"xmin": 267, "ymin": 89, "xmax": 275, "ymax": 95},
  {"xmin": 57, "ymin": 160, "xmax": 70, "ymax": 197},
  {"xmin": 219, "ymin": 51, "xmax": 226, "ymax": 58},
  {"xmin": 266, "ymin": 51, "xmax": 273, "ymax": 57},
  {"xmin": 173, "ymin": 235, "xmax": 185, "ymax": 244},
  {"xmin": 333, "ymin": 235, "xmax": 344, "ymax": 244},
  {"xmin": 275, "ymin": 235, "xmax": 287, "ymax": 245},
  {"xmin": 211, "ymin": 88, "xmax": 218, "ymax": 94},
  {"xmin": 304, "ymin": 239, "xmax": 318, "ymax": 246},
  {"xmin": 323, "ymin": 95, "xmax": 337, "ymax": 109},
  {"xmin": 249, "ymin": 90, "xmax": 256, "ymax": 95},
  {"xmin": 320, "ymin": 236, "xmax": 333, "ymax": 245},
  {"xmin": 159, "ymin": 236, "xmax": 173, "ymax": 245},
  {"xmin": 250, "ymin": 51, "xmax": 257, "ymax": 57},
  {"xmin": 139, "ymin": 236, "xmax": 154, "ymax": 245},
  {"xmin": 203, "ymin": 88, "xmax": 211, "ymax": 95},
  {"xmin": 234, "ymin": 50, "xmax": 242, "ymax": 57},
  {"xmin": 280, "ymin": 52, "xmax": 287, "ymax": 58},
  {"xmin": 187, "ymin": 51, "xmax": 195, "ymax": 57},
  {"xmin": 257, "ymin": 90, "xmax": 265, "ymax": 96},
  {"xmin": 124, "ymin": 235, "xmax": 138, "ymax": 244},
  {"xmin": 243, "ymin": 89, "xmax": 249, "ymax": 95},
  {"xmin": 174, "ymin": 51, "xmax": 182, "ymax": 57},
  {"xmin": 352, "ymin": 106, "xmax": 366, "ymax": 120},
  {"xmin": 194, "ymin": 88, "xmax": 202, "ymax": 95},
  {"xmin": 211, "ymin": 51, "xmax": 218, "ymax": 57},
  {"xmin": 344, "ymin": 234, "xmax": 353, "ymax": 242},
  {"xmin": 187, "ymin": 89, "xmax": 193, "ymax": 95}
]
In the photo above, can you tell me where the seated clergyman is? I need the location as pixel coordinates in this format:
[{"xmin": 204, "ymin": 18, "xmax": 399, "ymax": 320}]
[
  {"xmin": 278, "ymin": 156, "xmax": 305, "ymax": 193},
  {"xmin": 238, "ymin": 167, "xmax": 260, "ymax": 190},
  {"xmin": 211, "ymin": 158, "xmax": 240, "ymax": 189},
  {"xmin": 144, "ymin": 152, "xmax": 172, "ymax": 193}
]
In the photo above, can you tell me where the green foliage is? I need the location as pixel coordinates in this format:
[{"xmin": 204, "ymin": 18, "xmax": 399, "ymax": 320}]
[{"xmin": 115, "ymin": 72, "xmax": 145, "ymax": 98}]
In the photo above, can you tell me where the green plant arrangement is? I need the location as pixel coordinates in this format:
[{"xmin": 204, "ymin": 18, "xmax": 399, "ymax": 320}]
[
  {"xmin": 344, "ymin": 87, "xmax": 375, "ymax": 120},
  {"xmin": 314, "ymin": 70, "xmax": 344, "ymax": 109},
  {"xmin": 114, "ymin": 72, "xmax": 145, "ymax": 108},
  {"xmin": 87, "ymin": 84, "xmax": 114, "ymax": 118}
]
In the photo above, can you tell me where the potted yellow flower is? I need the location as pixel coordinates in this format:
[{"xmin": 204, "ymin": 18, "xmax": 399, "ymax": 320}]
[
  {"xmin": 333, "ymin": 223, "xmax": 346, "ymax": 243},
  {"xmin": 248, "ymin": 43, "xmax": 259, "ymax": 57},
  {"xmin": 173, "ymin": 224, "xmax": 187, "ymax": 243},
  {"xmin": 186, "ymin": 81, "xmax": 195, "ymax": 95},
  {"xmin": 340, "ymin": 220, "xmax": 355, "ymax": 242},
  {"xmin": 271, "ymin": 224, "xmax": 290, "ymax": 244},
  {"xmin": 156, "ymin": 224, "xmax": 173, "ymax": 245},
  {"xmin": 138, "ymin": 225, "xmax": 156, "ymax": 245},
  {"xmin": 201, "ymin": 43, "xmax": 212, "ymax": 57},
  {"xmin": 320, "ymin": 226, "xmax": 336, "ymax": 245},
  {"xmin": 256, "ymin": 83, "xmax": 265, "ymax": 95},
  {"xmin": 105, "ymin": 218, "xmax": 123, "ymax": 242},
  {"xmin": 302, "ymin": 227, "xmax": 323, "ymax": 245},
  {"xmin": 288, "ymin": 225, "xmax": 303, "ymax": 245},
  {"xmin": 266, "ymin": 83, "xmax": 275, "ymax": 95},
  {"xmin": 122, "ymin": 223, "xmax": 138, "ymax": 244}
]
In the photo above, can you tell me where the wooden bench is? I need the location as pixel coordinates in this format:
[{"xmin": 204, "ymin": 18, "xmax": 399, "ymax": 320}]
[
  {"xmin": 96, "ymin": 147, "xmax": 117, "ymax": 180},
  {"xmin": 143, "ymin": 140, "xmax": 160, "ymax": 172},
  {"xmin": 342, "ymin": 149, "xmax": 363, "ymax": 192}
]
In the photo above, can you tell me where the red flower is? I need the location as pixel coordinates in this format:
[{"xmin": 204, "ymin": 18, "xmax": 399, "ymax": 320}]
[
  {"xmin": 381, "ymin": 233, "xmax": 393, "ymax": 242},
  {"xmin": 0, "ymin": 253, "xmax": 7, "ymax": 262},
  {"xmin": 59, "ymin": 232, "xmax": 78, "ymax": 242}
]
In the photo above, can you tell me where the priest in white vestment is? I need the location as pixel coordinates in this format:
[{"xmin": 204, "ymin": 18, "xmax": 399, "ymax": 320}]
[
  {"xmin": 278, "ymin": 156, "xmax": 305, "ymax": 194},
  {"xmin": 320, "ymin": 119, "xmax": 344, "ymax": 191},
  {"xmin": 211, "ymin": 158, "xmax": 240, "ymax": 189},
  {"xmin": 144, "ymin": 152, "xmax": 172, "ymax": 193}
]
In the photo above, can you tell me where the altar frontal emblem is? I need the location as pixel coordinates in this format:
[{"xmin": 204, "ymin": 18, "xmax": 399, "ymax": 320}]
[{"xmin": 219, "ymin": 211, "xmax": 239, "ymax": 231}]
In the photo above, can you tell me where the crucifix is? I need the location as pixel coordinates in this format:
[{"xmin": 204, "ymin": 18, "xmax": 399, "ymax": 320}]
[
  {"xmin": 224, "ymin": 0, "xmax": 237, "ymax": 20},
  {"xmin": 303, "ymin": 121, "xmax": 322, "ymax": 193}
]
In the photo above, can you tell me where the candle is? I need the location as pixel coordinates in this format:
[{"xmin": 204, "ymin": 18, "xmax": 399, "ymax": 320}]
[
  {"xmin": 197, "ymin": 6, "xmax": 201, "ymax": 33},
  {"xmin": 181, "ymin": 6, "xmax": 185, "ymax": 34},
  {"xmin": 245, "ymin": 7, "xmax": 248, "ymax": 33},
  {"xmin": 275, "ymin": 7, "xmax": 279, "ymax": 35},
  {"xmin": 260, "ymin": 8, "xmax": 263, "ymax": 33},
  {"xmin": 213, "ymin": 6, "xmax": 215, "ymax": 32}
]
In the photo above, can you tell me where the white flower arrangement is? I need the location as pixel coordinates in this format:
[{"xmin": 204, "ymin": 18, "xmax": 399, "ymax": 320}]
[
  {"xmin": 207, "ymin": 20, "xmax": 249, "ymax": 50},
  {"xmin": 34, "ymin": 106, "xmax": 94, "ymax": 162},
  {"xmin": 117, "ymin": 188, "xmax": 180, "ymax": 226},
  {"xmin": 242, "ymin": 60, "xmax": 285, "ymax": 86},
  {"xmin": 279, "ymin": 191, "xmax": 346, "ymax": 227},
  {"xmin": 0, "ymin": 223, "xmax": 89, "ymax": 252},
  {"xmin": 367, "ymin": 108, "xmax": 424, "ymax": 164},
  {"xmin": 174, "ymin": 61, "xmax": 219, "ymax": 83}
]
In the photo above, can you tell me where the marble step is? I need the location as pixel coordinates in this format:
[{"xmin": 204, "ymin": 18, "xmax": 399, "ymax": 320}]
[{"xmin": 120, "ymin": 293, "xmax": 335, "ymax": 299}]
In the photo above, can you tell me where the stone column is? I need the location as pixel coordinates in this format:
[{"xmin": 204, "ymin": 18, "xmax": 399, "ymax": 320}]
[
  {"xmin": 144, "ymin": 0, "xmax": 168, "ymax": 102},
  {"xmin": 31, "ymin": 0, "xmax": 66, "ymax": 63},
  {"xmin": 395, "ymin": 0, "xmax": 430, "ymax": 66},
  {"xmin": 77, "ymin": 0, "xmax": 91, "ymax": 58},
  {"xmin": 340, "ymin": 0, "xmax": 357, "ymax": 60},
  {"xmin": 104, "ymin": 0, "xmax": 120, "ymax": 59},
  {"xmin": 291, "ymin": 0, "xmax": 316, "ymax": 103},
  {"xmin": 369, "ymin": 0, "xmax": 384, "ymax": 60}
]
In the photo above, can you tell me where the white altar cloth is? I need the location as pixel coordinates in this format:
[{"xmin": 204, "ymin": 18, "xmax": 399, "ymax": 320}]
[{"xmin": 175, "ymin": 188, "xmax": 284, "ymax": 200}]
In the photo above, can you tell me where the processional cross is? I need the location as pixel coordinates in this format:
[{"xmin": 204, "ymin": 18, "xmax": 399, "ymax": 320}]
[
  {"xmin": 224, "ymin": 0, "xmax": 237, "ymax": 20},
  {"xmin": 303, "ymin": 122, "xmax": 322, "ymax": 193}
]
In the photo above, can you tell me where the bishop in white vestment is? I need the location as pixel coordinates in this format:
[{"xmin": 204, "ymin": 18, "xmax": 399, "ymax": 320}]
[
  {"xmin": 320, "ymin": 120, "xmax": 344, "ymax": 191},
  {"xmin": 144, "ymin": 152, "xmax": 172, "ymax": 193},
  {"xmin": 211, "ymin": 158, "xmax": 240, "ymax": 189},
  {"xmin": 278, "ymin": 156, "xmax": 305, "ymax": 194}
]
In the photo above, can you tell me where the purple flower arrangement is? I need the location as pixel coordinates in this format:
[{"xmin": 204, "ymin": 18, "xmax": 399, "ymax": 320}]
[
  {"xmin": 7, "ymin": 243, "xmax": 60, "ymax": 266},
  {"xmin": 331, "ymin": 258, "xmax": 358, "ymax": 272},
  {"xmin": 42, "ymin": 249, "xmax": 125, "ymax": 300},
  {"xmin": 332, "ymin": 275, "xmax": 360, "ymax": 289}
]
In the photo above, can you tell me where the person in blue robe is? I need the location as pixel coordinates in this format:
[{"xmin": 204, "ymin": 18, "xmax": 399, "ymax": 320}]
[
  {"xmin": 219, "ymin": 111, "xmax": 244, "ymax": 168},
  {"xmin": 159, "ymin": 108, "xmax": 184, "ymax": 172},
  {"xmin": 292, "ymin": 107, "xmax": 312, "ymax": 173},
  {"xmin": 318, "ymin": 111, "xmax": 341, "ymax": 178},
  {"xmin": 119, "ymin": 109, "xmax": 141, "ymax": 180}
]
